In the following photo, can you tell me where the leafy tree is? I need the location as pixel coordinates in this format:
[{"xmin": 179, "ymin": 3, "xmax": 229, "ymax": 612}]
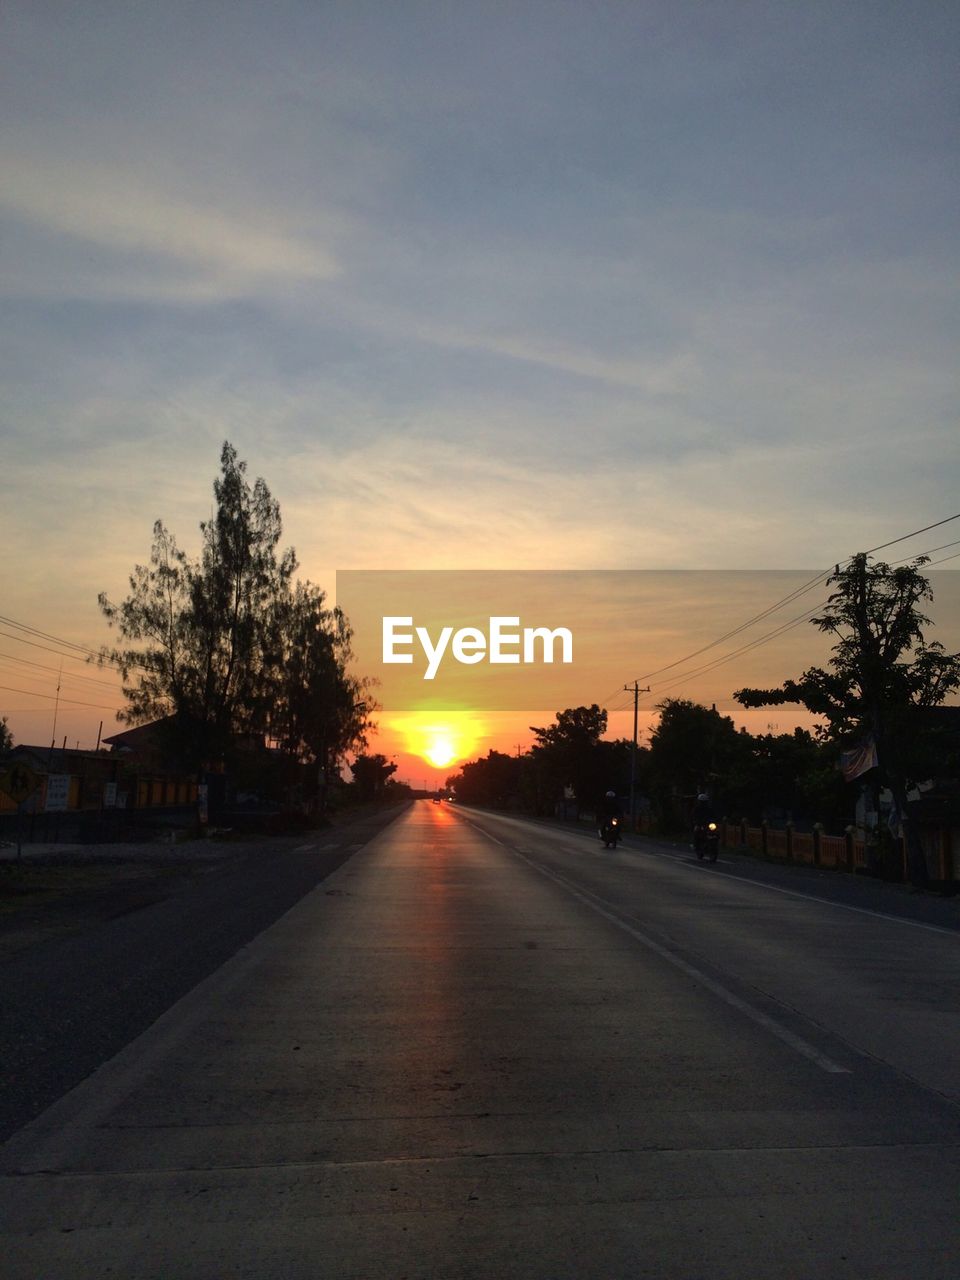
[
  {"xmin": 529, "ymin": 704, "xmax": 610, "ymax": 815},
  {"xmin": 0, "ymin": 716, "xmax": 13, "ymax": 754},
  {"xmin": 736, "ymin": 728, "xmax": 847, "ymax": 828},
  {"xmin": 448, "ymin": 750, "xmax": 522, "ymax": 808},
  {"xmin": 349, "ymin": 753, "xmax": 397, "ymax": 802},
  {"xmin": 188, "ymin": 441, "xmax": 297, "ymax": 751},
  {"xmin": 98, "ymin": 442, "xmax": 369, "ymax": 788},
  {"xmin": 270, "ymin": 581, "xmax": 371, "ymax": 773},
  {"xmin": 735, "ymin": 554, "xmax": 960, "ymax": 885},
  {"xmin": 647, "ymin": 699, "xmax": 750, "ymax": 827}
]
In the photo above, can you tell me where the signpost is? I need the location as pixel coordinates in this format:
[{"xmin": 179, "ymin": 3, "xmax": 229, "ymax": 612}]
[{"xmin": 0, "ymin": 763, "xmax": 43, "ymax": 861}]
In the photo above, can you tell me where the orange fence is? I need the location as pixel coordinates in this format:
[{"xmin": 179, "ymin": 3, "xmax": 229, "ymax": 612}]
[{"xmin": 720, "ymin": 819, "xmax": 918, "ymax": 878}]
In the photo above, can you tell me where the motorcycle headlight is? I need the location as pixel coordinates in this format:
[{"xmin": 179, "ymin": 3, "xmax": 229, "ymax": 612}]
[{"xmin": 708, "ymin": 822, "xmax": 717, "ymax": 831}]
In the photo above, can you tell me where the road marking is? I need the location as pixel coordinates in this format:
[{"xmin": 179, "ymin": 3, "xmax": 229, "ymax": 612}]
[
  {"xmin": 681, "ymin": 870, "xmax": 960, "ymax": 938},
  {"xmin": 461, "ymin": 808, "xmax": 960, "ymax": 941},
  {"xmin": 456, "ymin": 815, "xmax": 507, "ymax": 846},
  {"xmin": 641, "ymin": 844, "xmax": 960, "ymax": 938},
  {"xmin": 294, "ymin": 842, "xmax": 316, "ymax": 851},
  {"xmin": 510, "ymin": 849, "xmax": 852, "ymax": 1075}
]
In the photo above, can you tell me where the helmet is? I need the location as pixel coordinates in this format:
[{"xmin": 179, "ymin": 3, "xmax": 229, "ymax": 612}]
[
  {"xmin": 606, "ymin": 790, "xmax": 616, "ymax": 798},
  {"xmin": 697, "ymin": 793, "xmax": 709, "ymax": 802}
]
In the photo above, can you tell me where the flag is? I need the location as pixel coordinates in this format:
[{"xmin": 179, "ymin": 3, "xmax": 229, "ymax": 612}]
[{"xmin": 840, "ymin": 736, "xmax": 879, "ymax": 782}]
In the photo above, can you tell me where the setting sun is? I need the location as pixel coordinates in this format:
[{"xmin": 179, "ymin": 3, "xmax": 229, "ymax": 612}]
[
  {"xmin": 387, "ymin": 712, "xmax": 484, "ymax": 772},
  {"xmin": 422, "ymin": 732, "xmax": 458, "ymax": 768}
]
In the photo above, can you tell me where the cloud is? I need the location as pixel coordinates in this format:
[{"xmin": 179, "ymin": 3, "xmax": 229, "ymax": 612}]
[{"xmin": 0, "ymin": 147, "xmax": 341, "ymax": 302}]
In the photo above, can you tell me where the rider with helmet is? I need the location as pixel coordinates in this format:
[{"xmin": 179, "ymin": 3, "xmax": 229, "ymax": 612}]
[
  {"xmin": 692, "ymin": 792, "xmax": 719, "ymax": 860},
  {"xmin": 693, "ymin": 792, "xmax": 715, "ymax": 825},
  {"xmin": 598, "ymin": 790, "xmax": 623, "ymax": 846}
]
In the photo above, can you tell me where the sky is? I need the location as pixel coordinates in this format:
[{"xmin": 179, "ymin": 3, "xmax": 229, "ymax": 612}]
[{"xmin": 1, "ymin": 1, "xmax": 958, "ymax": 780}]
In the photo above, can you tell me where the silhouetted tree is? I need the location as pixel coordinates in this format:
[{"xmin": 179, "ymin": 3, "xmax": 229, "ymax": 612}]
[
  {"xmin": 530, "ymin": 704, "xmax": 609, "ymax": 816},
  {"xmin": 647, "ymin": 698, "xmax": 750, "ymax": 828},
  {"xmin": 350, "ymin": 753, "xmax": 397, "ymax": 801},
  {"xmin": 448, "ymin": 750, "xmax": 522, "ymax": 808},
  {"xmin": 97, "ymin": 442, "xmax": 369, "ymax": 785},
  {"xmin": 736, "ymin": 554, "xmax": 960, "ymax": 884}
]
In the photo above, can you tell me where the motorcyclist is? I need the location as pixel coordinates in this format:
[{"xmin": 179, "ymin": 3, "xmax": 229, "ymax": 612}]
[
  {"xmin": 693, "ymin": 792, "xmax": 715, "ymax": 825},
  {"xmin": 598, "ymin": 790, "xmax": 623, "ymax": 843},
  {"xmin": 692, "ymin": 792, "xmax": 718, "ymax": 857}
]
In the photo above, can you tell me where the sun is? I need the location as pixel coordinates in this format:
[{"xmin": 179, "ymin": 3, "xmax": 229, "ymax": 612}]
[
  {"xmin": 422, "ymin": 732, "xmax": 458, "ymax": 768},
  {"xmin": 390, "ymin": 712, "xmax": 483, "ymax": 771}
]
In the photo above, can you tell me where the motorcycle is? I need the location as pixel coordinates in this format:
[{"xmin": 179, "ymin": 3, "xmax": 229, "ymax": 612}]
[
  {"xmin": 599, "ymin": 816, "xmax": 621, "ymax": 849},
  {"xmin": 693, "ymin": 821, "xmax": 719, "ymax": 863}
]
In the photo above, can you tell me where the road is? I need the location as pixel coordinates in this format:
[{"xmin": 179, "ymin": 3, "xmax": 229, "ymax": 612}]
[{"xmin": 3, "ymin": 800, "xmax": 960, "ymax": 1278}]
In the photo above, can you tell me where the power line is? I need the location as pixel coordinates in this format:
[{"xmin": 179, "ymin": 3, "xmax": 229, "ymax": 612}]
[
  {"xmin": 0, "ymin": 614, "xmax": 100, "ymax": 658},
  {"xmin": 625, "ymin": 514, "xmax": 960, "ymax": 694},
  {"xmin": 635, "ymin": 535, "xmax": 960, "ymax": 706},
  {"xmin": 0, "ymin": 683, "xmax": 125, "ymax": 712},
  {"xmin": 0, "ymin": 651, "xmax": 123, "ymax": 690},
  {"xmin": 864, "ymin": 512, "xmax": 960, "ymax": 555},
  {"xmin": 629, "ymin": 566, "xmax": 834, "ymax": 685}
]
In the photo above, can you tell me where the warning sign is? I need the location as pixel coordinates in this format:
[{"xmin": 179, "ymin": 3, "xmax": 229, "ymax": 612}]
[{"xmin": 0, "ymin": 763, "xmax": 42, "ymax": 805}]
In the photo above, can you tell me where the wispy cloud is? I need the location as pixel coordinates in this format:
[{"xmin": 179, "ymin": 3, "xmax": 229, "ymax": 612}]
[{"xmin": 1, "ymin": 147, "xmax": 341, "ymax": 301}]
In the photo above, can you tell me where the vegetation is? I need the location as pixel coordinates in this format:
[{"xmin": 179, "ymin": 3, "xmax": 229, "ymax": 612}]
[
  {"xmin": 97, "ymin": 442, "xmax": 371, "ymax": 805},
  {"xmin": 736, "ymin": 554, "xmax": 960, "ymax": 884},
  {"xmin": 447, "ymin": 558, "xmax": 958, "ymax": 868},
  {"xmin": 349, "ymin": 753, "xmax": 398, "ymax": 802}
]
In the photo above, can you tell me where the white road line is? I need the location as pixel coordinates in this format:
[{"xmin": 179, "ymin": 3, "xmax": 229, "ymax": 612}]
[
  {"xmin": 294, "ymin": 842, "xmax": 316, "ymax": 852},
  {"xmin": 457, "ymin": 814, "xmax": 507, "ymax": 846},
  {"xmin": 680, "ymin": 868, "xmax": 960, "ymax": 938},
  {"xmin": 642, "ymin": 843, "xmax": 960, "ymax": 937},
  {"xmin": 463, "ymin": 810, "xmax": 960, "ymax": 941},
  {"xmin": 509, "ymin": 848, "xmax": 852, "ymax": 1075}
]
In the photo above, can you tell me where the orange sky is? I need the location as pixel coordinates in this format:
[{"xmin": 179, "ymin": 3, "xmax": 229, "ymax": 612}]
[{"xmin": 338, "ymin": 569, "xmax": 960, "ymax": 786}]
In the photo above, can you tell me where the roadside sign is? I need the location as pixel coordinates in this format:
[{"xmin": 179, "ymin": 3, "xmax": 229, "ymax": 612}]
[
  {"xmin": 45, "ymin": 774, "xmax": 71, "ymax": 812},
  {"xmin": 0, "ymin": 763, "xmax": 42, "ymax": 805}
]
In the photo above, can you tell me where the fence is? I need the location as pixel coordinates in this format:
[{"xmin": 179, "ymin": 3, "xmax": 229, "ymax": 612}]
[{"xmin": 719, "ymin": 819, "xmax": 955, "ymax": 882}]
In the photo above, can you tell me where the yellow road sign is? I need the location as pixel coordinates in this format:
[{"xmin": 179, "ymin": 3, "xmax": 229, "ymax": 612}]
[{"xmin": 0, "ymin": 763, "xmax": 42, "ymax": 804}]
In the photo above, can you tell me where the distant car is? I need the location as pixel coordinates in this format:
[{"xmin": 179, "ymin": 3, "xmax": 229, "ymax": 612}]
[{"xmin": 432, "ymin": 796, "xmax": 442, "ymax": 804}]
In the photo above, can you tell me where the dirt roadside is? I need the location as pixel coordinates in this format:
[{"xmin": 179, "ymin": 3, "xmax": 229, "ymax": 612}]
[{"xmin": 0, "ymin": 802, "xmax": 410, "ymax": 959}]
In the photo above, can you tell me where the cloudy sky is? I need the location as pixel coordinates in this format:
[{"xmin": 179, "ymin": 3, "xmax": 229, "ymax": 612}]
[{"xmin": 1, "ymin": 1, "xmax": 957, "ymax": 761}]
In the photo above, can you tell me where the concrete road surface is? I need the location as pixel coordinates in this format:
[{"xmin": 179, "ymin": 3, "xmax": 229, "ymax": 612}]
[{"xmin": 3, "ymin": 800, "xmax": 960, "ymax": 1278}]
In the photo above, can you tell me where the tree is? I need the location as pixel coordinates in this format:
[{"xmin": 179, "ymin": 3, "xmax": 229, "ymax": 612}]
[
  {"xmin": 735, "ymin": 554, "xmax": 960, "ymax": 885},
  {"xmin": 349, "ymin": 753, "xmax": 397, "ymax": 802},
  {"xmin": 529, "ymin": 704, "xmax": 610, "ymax": 815},
  {"xmin": 185, "ymin": 441, "xmax": 296, "ymax": 759},
  {"xmin": 98, "ymin": 441, "xmax": 369, "ymax": 790},
  {"xmin": 0, "ymin": 716, "xmax": 12, "ymax": 754},
  {"xmin": 270, "ymin": 581, "xmax": 371, "ymax": 773},
  {"xmin": 448, "ymin": 750, "xmax": 522, "ymax": 808},
  {"xmin": 647, "ymin": 699, "xmax": 750, "ymax": 827}
]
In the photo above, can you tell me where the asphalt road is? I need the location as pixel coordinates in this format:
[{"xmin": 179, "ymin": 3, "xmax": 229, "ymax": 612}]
[
  {"xmin": 3, "ymin": 800, "xmax": 960, "ymax": 1278},
  {"xmin": 0, "ymin": 806, "xmax": 409, "ymax": 1144}
]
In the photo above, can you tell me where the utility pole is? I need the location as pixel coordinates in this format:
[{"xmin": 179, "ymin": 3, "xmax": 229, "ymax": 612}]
[{"xmin": 624, "ymin": 682, "xmax": 650, "ymax": 829}]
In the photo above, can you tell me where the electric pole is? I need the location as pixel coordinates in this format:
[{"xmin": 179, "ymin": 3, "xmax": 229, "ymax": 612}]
[{"xmin": 624, "ymin": 682, "xmax": 650, "ymax": 829}]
